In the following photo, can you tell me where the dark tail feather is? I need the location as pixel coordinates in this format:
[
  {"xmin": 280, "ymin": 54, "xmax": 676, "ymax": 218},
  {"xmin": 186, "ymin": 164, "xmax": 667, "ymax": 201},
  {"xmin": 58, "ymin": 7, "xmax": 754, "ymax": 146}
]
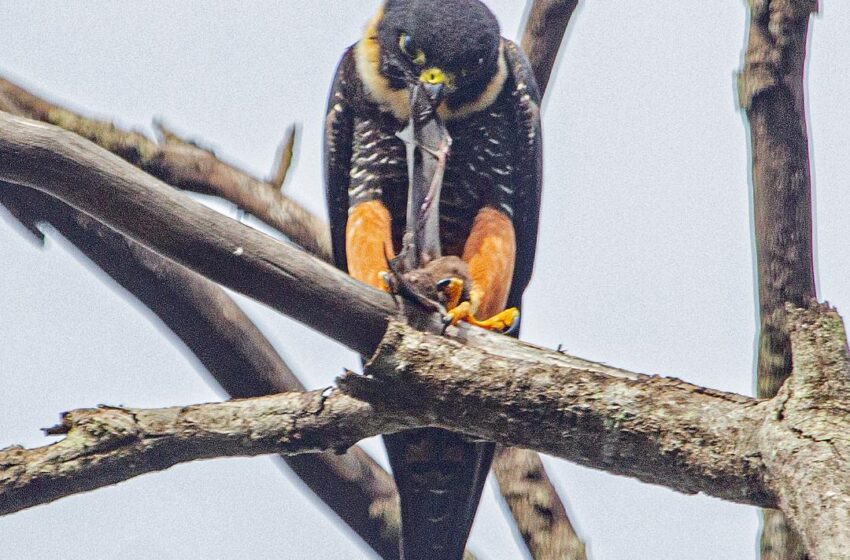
[{"xmin": 384, "ymin": 428, "xmax": 494, "ymax": 560}]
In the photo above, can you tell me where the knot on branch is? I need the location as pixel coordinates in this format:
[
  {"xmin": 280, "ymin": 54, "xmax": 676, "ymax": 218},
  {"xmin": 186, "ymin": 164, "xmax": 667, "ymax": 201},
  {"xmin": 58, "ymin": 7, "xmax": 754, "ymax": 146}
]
[
  {"xmin": 738, "ymin": 0, "xmax": 816, "ymax": 110},
  {"xmin": 45, "ymin": 406, "xmax": 142, "ymax": 451}
]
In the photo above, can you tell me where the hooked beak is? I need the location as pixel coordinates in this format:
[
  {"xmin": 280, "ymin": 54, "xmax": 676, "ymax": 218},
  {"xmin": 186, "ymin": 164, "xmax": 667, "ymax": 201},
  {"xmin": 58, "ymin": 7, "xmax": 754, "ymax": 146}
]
[
  {"xmin": 415, "ymin": 67, "xmax": 450, "ymax": 105},
  {"xmin": 422, "ymin": 82, "xmax": 444, "ymax": 103}
]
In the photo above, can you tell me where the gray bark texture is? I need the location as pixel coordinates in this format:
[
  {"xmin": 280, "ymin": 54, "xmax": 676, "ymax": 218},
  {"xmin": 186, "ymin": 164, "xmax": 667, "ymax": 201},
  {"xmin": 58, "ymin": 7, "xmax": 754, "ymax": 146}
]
[
  {"xmin": 3, "ymin": 305, "xmax": 850, "ymax": 558},
  {"xmin": 0, "ymin": 185, "xmax": 402, "ymax": 560},
  {"xmin": 737, "ymin": 1, "xmax": 818, "ymax": 557},
  {"xmin": 0, "ymin": 77, "xmax": 332, "ymax": 261}
]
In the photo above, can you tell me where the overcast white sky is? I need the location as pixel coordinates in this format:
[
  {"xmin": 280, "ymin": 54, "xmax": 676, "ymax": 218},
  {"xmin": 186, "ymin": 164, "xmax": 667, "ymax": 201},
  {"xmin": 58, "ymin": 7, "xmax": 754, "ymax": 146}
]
[{"xmin": 1, "ymin": 2, "xmax": 848, "ymax": 559}]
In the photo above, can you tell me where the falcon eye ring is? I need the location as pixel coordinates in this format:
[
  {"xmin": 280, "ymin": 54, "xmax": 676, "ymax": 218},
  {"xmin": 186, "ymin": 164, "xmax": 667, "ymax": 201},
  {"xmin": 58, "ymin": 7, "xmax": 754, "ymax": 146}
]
[{"xmin": 398, "ymin": 32, "xmax": 426, "ymax": 65}]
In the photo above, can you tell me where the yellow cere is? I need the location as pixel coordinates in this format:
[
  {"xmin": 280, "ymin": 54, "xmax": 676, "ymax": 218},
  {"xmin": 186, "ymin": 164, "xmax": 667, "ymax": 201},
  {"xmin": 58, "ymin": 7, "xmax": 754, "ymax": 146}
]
[{"xmin": 420, "ymin": 67, "xmax": 454, "ymax": 87}]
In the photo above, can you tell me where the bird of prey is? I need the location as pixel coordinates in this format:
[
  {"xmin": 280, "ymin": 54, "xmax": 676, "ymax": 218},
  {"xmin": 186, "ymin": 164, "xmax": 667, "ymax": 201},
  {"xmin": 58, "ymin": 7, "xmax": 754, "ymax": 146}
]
[{"xmin": 324, "ymin": 1, "xmax": 542, "ymax": 558}]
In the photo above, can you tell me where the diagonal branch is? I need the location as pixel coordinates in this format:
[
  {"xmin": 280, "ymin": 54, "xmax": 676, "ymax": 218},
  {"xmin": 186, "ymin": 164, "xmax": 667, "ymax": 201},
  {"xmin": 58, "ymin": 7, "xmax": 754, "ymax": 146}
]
[
  {"xmin": 492, "ymin": 447, "xmax": 586, "ymax": 560},
  {"xmin": 521, "ymin": 0, "xmax": 580, "ymax": 96},
  {"xmin": 0, "ymin": 77, "xmax": 331, "ymax": 261},
  {"xmin": 0, "ymin": 185, "xmax": 401, "ymax": 559},
  {"xmin": 0, "ymin": 111, "xmax": 412, "ymax": 356},
  {"xmin": 509, "ymin": 4, "xmax": 587, "ymax": 557}
]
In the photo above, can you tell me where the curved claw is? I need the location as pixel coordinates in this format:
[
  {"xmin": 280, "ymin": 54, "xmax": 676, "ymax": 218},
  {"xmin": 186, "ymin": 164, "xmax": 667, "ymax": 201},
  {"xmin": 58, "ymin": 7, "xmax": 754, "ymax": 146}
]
[
  {"xmin": 504, "ymin": 309, "xmax": 521, "ymax": 336},
  {"xmin": 471, "ymin": 307, "xmax": 519, "ymax": 332},
  {"xmin": 442, "ymin": 304, "xmax": 519, "ymax": 334}
]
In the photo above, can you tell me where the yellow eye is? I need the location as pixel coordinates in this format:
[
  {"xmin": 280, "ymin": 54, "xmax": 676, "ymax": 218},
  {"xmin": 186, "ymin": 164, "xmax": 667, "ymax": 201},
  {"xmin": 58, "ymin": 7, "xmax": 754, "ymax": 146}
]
[{"xmin": 398, "ymin": 33, "xmax": 426, "ymax": 65}]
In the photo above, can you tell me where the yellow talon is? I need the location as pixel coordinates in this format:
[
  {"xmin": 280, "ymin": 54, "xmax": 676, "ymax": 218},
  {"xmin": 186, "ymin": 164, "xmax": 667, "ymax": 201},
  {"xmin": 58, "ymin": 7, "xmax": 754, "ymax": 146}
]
[
  {"xmin": 467, "ymin": 307, "xmax": 519, "ymax": 332},
  {"xmin": 444, "ymin": 304, "xmax": 519, "ymax": 333},
  {"xmin": 446, "ymin": 301, "xmax": 473, "ymax": 326},
  {"xmin": 436, "ymin": 275, "xmax": 518, "ymax": 333}
]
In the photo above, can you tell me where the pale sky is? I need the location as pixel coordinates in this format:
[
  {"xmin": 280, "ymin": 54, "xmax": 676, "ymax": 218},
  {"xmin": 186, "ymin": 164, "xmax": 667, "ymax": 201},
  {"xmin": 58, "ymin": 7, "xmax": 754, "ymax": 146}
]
[{"xmin": 1, "ymin": 2, "xmax": 848, "ymax": 559}]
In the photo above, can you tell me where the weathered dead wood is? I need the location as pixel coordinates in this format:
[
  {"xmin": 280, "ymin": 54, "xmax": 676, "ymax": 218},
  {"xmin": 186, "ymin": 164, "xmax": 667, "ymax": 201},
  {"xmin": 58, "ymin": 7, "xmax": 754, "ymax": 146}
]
[
  {"xmin": 493, "ymin": 447, "xmax": 586, "ymax": 560},
  {"xmin": 0, "ymin": 77, "xmax": 331, "ymax": 260},
  {"xmin": 4, "ymin": 305, "xmax": 850, "ymax": 558},
  {"xmin": 0, "ymin": 111, "xmax": 424, "ymax": 356},
  {"xmin": 738, "ymin": 1, "xmax": 818, "ymax": 556},
  {"xmin": 0, "ymin": 390, "xmax": 399, "ymax": 516},
  {"xmin": 0, "ymin": 185, "xmax": 401, "ymax": 559},
  {"xmin": 0, "ymin": 321, "xmax": 770, "ymax": 515},
  {"xmin": 756, "ymin": 303, "xmax": 850, "ymax": 560},
  {"xmin": 345, "ymin": 322, "xmax": 772, "ymax": 507},
  {"xmin": 521, "ymin": 0, "xmax": 580, "ymax": 95}
]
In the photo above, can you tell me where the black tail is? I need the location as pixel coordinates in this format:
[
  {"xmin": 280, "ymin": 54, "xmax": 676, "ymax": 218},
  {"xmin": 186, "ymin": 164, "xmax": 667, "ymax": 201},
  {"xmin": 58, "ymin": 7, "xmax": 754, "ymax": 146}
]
[{"xmin": 384, "ymin": 429, "xmax": 494, "ymax": 560}]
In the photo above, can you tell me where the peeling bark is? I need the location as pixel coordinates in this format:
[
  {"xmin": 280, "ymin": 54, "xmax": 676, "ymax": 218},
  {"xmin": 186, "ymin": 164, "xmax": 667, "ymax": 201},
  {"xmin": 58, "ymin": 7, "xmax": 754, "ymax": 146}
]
[
  {"xmin": 0, "ymin": 391, "xmax": 398, "ymax": 516},
  {"xmin": 3, "ymin": 306, "xmax": 850, "ymax": 557},
  {"xmin": 348, "ymin": 322, "xmax": 772, "ymax": 507}
]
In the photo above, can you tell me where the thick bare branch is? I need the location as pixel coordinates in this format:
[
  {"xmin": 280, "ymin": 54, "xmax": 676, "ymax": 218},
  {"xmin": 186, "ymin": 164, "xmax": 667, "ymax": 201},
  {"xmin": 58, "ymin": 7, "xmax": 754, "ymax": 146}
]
[
  {"xmin": 0, "ymin": 111, "xmax": 423, "ymax": 356},
  {"xmin": 0, "ymin": 185, "xmax": 401, "ymax": 559},
  {"xmin": 493, "ymin": 447, "xmax": 586, "ymax": 560},
  {"xmin": 738, "ymin": 1, "xmax": 818, "ymax": 556},
  {"xmin": 345, "ymin": 322, "xmax": 772, "ymax": 507},
  {"xmin": 0, "ymin": 322, "xmax": 772, "ymax": 516},
  {"xmin": 521, "ymin": 0, "xmax": 579, "ymax": 95},
  {"xmin": 757, "ymin": 303, "xmax": 850, "ymax": 560},
  {"xmin": 0, "ymin": 390, "xmax": 401, "ymax": 516},
  {"xmin": 5, "ymin": 305, "xmax": 850, "ymax": 558},
  {"xmin": 0, "ymin": 77, "xmax": 331, "ymax": 260}
]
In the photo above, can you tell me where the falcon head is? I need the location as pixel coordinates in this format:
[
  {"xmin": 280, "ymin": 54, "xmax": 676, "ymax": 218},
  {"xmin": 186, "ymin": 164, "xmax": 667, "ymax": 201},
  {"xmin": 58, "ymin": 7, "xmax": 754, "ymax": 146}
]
[{"xmin": 359, "ymin": 0, "xmax": 505, "ymax": 115}]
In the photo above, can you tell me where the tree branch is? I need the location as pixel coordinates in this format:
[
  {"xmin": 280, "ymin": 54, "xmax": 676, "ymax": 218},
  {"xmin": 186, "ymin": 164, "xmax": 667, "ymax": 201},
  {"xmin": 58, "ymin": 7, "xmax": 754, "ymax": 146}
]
[
  {"xmin": 492, "ymin": 447, "xmax": 586, "ymax": 560},
  {"xmin": 0, "ymin": 185, "xmax": 402, "ymax": 559},
  {"xmin": 738, "ymin": 1, "xmax": 818, "ymax": 556},
  {"xmin": 0, "ymin": 320, "xmax": 773, "ymax": 516},
  {"xmin": 5, "ymin": 303, "xmax": 850, "ymax": 557},
  {"xmin": 521, "ymin": 0, "xmax": 580, "ymax": 95},
  {"xmin": 0, "ymin": 390, "xmax": 399, "ymax": 516},
  {"xmin": 757, "ymin": 303, "xmax": 850, "ymax": 560},
  {"xmin": 0, "ymin": 77, "xmax": 332, "ymax": 261},
  {"xmin": 0, "ymin": 111, "xmax": 420, "ymax": 356},
  {"xmin": 344, "ymin": 322, "xmax": 772, "ymax": 507}
]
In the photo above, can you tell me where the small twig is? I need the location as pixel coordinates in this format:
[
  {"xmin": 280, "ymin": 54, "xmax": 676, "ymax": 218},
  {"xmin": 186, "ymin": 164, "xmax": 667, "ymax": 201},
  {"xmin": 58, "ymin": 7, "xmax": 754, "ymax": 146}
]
[{"xmin": 270, "ymin": 123, "xmax": 299, "ymax": 190}]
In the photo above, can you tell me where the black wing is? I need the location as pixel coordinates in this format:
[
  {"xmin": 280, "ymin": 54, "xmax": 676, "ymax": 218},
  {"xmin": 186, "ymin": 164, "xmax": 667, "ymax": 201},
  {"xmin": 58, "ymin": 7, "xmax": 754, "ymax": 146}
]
[
  {"xmin": 503, "ymin": 39, "xmax": 543, "ymax": 311},
  {"xmin": 324, "ymin": 45, "xmax": 356, "ymax": 271}
]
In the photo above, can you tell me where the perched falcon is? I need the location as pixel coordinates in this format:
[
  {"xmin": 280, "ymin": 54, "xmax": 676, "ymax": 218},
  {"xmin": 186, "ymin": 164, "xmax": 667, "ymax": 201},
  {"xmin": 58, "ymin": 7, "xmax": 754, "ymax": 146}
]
[{"xmin": 324, "ymin": 1, "xmax": 542, "ymax": 558}]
